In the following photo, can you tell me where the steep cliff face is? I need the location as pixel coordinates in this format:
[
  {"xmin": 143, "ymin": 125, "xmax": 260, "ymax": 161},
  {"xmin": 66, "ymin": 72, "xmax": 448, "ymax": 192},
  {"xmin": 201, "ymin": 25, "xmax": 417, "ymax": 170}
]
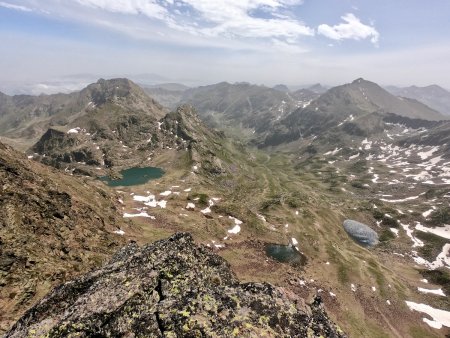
[
  {"xmin": 6, "ymin": 233, "xmax": 346, "ymax": 338},
  {"xmin": 0, "ymin": 142, "xmax": 135, "ymax": 332}
]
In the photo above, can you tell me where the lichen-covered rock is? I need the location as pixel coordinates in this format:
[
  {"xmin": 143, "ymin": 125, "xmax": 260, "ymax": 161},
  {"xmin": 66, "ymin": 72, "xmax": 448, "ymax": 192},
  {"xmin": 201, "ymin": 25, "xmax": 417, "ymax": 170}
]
[
  {"xmin": 6, "ymin": 233, "xmax": 346, "ymax": 338},
  {"xmin": 343, "ymin": 219, "xmax": 379, "ymax": 246}
]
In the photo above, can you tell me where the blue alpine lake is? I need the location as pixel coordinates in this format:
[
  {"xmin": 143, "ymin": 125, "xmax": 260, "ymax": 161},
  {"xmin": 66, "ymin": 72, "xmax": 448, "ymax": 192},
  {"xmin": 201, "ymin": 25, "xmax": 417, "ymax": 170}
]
[{"xmin": 100, "ymin": 166, "xmax": 165, "ymax": 187}]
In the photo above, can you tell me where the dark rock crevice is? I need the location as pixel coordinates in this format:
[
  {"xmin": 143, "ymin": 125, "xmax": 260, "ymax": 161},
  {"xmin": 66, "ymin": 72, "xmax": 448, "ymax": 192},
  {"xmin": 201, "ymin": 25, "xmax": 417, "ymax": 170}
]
[{"xmin": 154, "ymin": 276, "xmax": 166, "ymax": 336}]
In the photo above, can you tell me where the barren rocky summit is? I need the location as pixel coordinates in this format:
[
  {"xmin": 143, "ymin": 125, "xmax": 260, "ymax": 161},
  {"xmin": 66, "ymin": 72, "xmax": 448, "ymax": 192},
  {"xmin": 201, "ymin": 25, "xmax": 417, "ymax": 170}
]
[{"xmin": 6, "ymin": 233, "xmax": 346, "ymax": 337}]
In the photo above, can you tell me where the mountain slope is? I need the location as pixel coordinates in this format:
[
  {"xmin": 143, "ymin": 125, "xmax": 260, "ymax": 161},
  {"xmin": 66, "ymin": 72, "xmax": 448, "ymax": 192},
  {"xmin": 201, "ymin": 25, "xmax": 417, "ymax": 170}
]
[
  {"xmin": 308, "ymin": 78, "xmax": 444, "ymax": 121},
  {"xmin": 0, "ymin": 141, "xmax": 136, "ymax": 332},
  {"xmin": 29, "ymin": 104, "xmax": 228, "ymax": 177},
  {"xmin": 178, "ymin": 82, "xmax": 317, "ymax": 133},
  {"xmin": 0, "ymin": 78, "xmax": 166, "ymax": 149},
  {"xmin": 261, "ymin": 78, "xmax": 446, "ymax": 147},
  {"xmin": 386, "ymin": 84, "xmax": 450, "ymax": 116}
]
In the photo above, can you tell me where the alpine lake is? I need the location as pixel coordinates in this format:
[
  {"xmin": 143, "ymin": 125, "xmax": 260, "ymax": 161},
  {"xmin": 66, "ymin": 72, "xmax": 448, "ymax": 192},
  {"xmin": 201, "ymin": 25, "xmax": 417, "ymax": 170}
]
[
  {"xmin": 265, "ymin": 244, "xmax": 307, "ymax": 266},
  {"xmin": 100, "ymin": 166, "xmax": 165, "ymax": 187}
]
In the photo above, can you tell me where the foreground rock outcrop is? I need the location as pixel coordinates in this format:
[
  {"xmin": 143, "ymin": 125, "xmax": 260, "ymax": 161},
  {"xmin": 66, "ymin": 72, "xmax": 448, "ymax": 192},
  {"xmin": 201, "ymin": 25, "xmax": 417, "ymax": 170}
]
[{"xmin": 6, "ymin": 233, "xmax": 346, "ymax": 337}]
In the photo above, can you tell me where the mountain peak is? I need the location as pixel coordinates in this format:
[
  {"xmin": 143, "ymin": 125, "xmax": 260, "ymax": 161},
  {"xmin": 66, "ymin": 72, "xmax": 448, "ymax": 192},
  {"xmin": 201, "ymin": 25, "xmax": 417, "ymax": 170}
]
[
  {"xmin": 307, "ymin": 83, "xmax": 328, "ymax": 94},
  {"xmin": 88, "ymin": 78, "xmax": 146, "ymax": 98},
  {"xmin": 80, "ymin": 78, "xmax": 165, "ymax": 114},
  {"xmin": 273, "ymin": 84, "xmax": 290, "ymax": 92},
  {"xmin": 351, "ymin": 77, "xmax": 373, "ymax": 85}
]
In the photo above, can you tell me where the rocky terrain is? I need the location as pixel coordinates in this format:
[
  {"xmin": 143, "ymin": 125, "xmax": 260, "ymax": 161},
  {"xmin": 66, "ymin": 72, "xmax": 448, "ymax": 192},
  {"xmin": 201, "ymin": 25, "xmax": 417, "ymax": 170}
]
[
  {"xmin": 0, "ymin": 141, "xmax": 137, "ymax": 332},
  {"xmin": 6, "ymin": 233, "xmax": 346, "ymax": 338}
]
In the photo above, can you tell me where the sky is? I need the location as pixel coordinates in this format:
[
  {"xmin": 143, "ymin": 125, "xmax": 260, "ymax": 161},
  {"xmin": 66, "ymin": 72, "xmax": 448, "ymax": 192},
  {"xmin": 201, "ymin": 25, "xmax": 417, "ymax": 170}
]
[{"xmin": 1, "ymin": 0, "xmax": 450, "ymax": 94}]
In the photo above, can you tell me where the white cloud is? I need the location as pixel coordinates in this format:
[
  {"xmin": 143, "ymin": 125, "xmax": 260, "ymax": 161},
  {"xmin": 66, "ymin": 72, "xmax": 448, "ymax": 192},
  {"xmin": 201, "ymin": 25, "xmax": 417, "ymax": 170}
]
[
  {"xmin": 75, "ymin": 0, "xmax": 169, "ymax": 21},
  {"xmin": 4, "ymin": 1, "xmax": 382, "ymax": 55},
  {"xmin": 177, "ymin": 0, "xmax": 313, "ymax": 38},
  {"xmin": 0, "ymin": 1, "xmax": 32, "ymax": 11},
  {"xmin": 318, "ymin": 13, "xmax": 379, "ymax": 45},
  {"xmin": 71, "ymin": 0, "xmax": 312, "ymax": 42}
]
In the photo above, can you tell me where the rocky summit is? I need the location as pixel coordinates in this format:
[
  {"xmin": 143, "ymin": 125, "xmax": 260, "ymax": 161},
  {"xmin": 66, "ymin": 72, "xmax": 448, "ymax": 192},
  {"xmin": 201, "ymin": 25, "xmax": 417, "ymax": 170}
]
[{"xmin": 6, "ymin": 233, "xmax": 346, "ymax": 338}]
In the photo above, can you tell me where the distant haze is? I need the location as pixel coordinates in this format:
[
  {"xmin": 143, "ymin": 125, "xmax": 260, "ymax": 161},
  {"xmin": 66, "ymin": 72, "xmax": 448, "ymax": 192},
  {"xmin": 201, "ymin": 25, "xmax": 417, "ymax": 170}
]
[{"xmin": 1, "ymin": 1, "xmax": 450, "ymax": 94}]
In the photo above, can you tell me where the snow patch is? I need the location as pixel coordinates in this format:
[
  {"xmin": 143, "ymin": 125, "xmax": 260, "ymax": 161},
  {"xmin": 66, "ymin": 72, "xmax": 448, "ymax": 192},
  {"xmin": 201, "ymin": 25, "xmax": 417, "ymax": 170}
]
[
  {"xmin": 123, "ymin": 212, "xmax": 155, "ymax": 219},
  {"xmin": 324, "ymin": 147, "xmax": 342, "ymax": 156},
  {"xmin": 405, "ymin": 301, "xmax": 450, "ymax": 329},
  {"xmin": 227, "ymin": 216, "xmax": 243, "ymax": 234},
  {"xmin": 400, "ymin": 222, "xmax": 424, "ymax": 247},
  {"xmin": 417, "ymin": 146, "xmax": 439, "ymax": 160},
  {"xmin": 133, "ymin": 194, "xmax": 167, "ymax": 208},
  {"xmin": 380, "ymin": 196, "xmax": 419, "ymax": 203},
  {"xmin": 227, "ymin": 225, "xmax": 241, "ymax": 234},
  {"xmin": 67, "ymin": 127, "xmax": 81, "ymax": 134},
  {"xmin": 417, "ymin": 287, "xmax": 446, "ymax": 297},
  {"xmin": 390, "ymin": 228, "xmax": 399, "ymax": 237},
  {"xmin": 348, "ymin": 153, "xmax": 360, "ymax": 160},
  {"xmin": 200, "ymin": 207, "xmax": 211, "ymax": 214},
  {"xmin": 415, "ymin": 223, "xmax": 450, "ymax": 240}
]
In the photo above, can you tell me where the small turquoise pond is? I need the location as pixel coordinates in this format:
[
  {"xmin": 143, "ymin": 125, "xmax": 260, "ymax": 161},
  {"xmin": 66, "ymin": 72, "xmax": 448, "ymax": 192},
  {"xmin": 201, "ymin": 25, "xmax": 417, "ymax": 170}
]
[
  {"xmin": 100, "ymin": 167, "xmax": 165, "ymax": 187},
  {"xmin": 265, "ymin": 244, "xmax": 307, "ymax": 266}
]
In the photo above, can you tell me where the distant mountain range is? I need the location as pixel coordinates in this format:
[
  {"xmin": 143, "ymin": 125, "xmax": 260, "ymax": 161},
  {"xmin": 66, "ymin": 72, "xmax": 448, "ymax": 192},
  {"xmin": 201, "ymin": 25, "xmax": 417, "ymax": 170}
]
[
  {"xmin": 145, "ymin": 82, "xmax": 319, "ymax": 135},
  {"xmin": 385, "ymin": 84, "xmax": 450, "ymax": 116},
  {"xmin": 260, "ymin": 78, "xmax": 447, "ymax": 147}
]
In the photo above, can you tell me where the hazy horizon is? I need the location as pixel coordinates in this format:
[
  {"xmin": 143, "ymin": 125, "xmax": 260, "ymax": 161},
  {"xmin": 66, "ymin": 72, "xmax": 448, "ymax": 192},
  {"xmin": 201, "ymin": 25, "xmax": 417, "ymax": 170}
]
[{"xmin": 1, "ymin": 0, "xmax": 450, "ymax": 94}]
